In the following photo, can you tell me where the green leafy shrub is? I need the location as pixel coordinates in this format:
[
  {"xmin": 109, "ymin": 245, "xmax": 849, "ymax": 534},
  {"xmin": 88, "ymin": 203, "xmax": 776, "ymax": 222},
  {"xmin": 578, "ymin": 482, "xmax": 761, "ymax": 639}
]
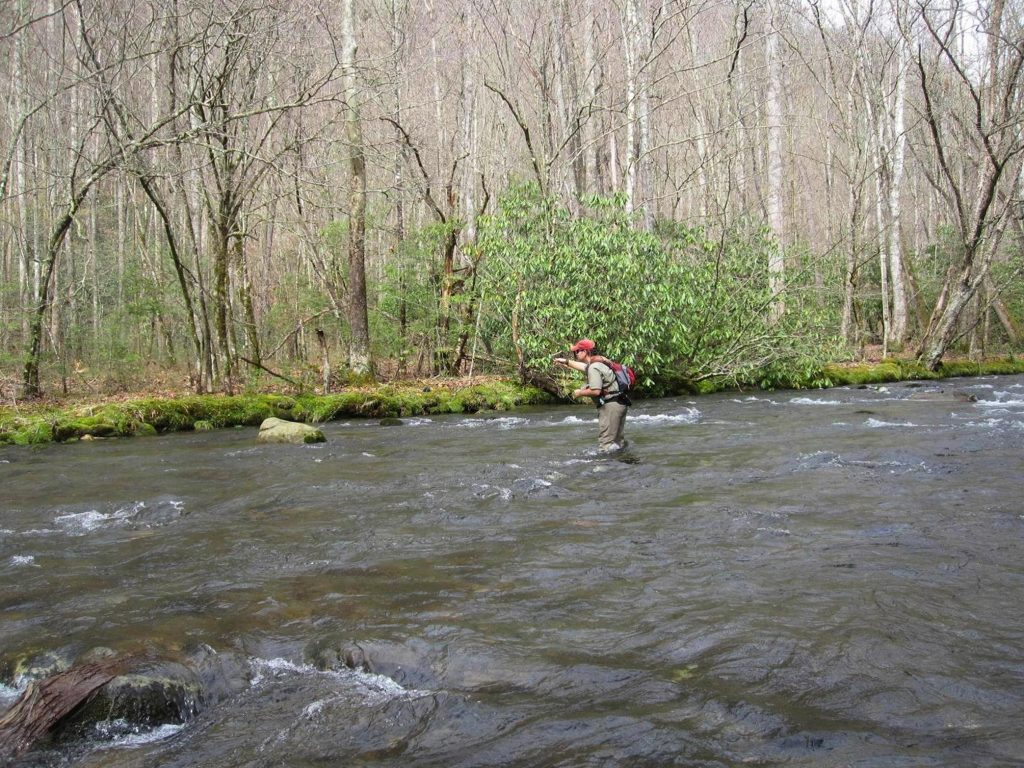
[
  {"xmin": 477, "ymin": 187, "xmax": 688, "ymax": 384},
  {"xmin": 476, "ymin": 188, "xmax": 840, "ymax": 393}
]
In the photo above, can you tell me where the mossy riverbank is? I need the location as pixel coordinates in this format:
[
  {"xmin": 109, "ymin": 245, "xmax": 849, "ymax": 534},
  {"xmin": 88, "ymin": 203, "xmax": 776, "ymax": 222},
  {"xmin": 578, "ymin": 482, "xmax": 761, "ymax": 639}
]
[
  {"xmin": 0, "ymin": 379, "xmax": 554, "ymax": 446},
  {"xmin": 2, "ymin": 357, "xmax": 1022, "ymax": 446},
  {"xmin": 817, "ymin": 357, "xmax": 1024, "ymax": 388}
]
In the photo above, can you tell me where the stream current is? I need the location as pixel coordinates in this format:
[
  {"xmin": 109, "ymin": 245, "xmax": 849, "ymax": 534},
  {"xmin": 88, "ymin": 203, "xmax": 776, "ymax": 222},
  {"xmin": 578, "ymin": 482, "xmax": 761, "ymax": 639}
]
[{"xmin": 1, "ymin": 375, "xmax": 1023, "ymax": 767}]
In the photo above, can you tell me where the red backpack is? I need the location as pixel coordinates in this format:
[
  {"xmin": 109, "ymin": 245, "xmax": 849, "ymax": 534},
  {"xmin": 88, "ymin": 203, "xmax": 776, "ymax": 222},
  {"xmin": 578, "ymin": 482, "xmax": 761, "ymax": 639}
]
[{"xmin": 607, "ymin": 360, "xmax": 637, "ymax": 392}]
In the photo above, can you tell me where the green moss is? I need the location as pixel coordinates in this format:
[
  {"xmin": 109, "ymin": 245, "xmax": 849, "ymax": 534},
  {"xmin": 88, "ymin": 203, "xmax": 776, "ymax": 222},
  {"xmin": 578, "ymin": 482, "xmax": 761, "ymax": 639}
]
[
  {"xmin": 284, "ymin": 382, "xmax": 551, "ymax": 424},
  {"xmin": 1, "ymin": 381, "xmax": 554, "ymax": 446},
  {"xmin": 815, "ymin": 357, "xmax": 1024, "ymax": 388},
  {"xmin": 291, "ymin": 392, "xmax": 375, "ymax": 422},
  {"xmin": 977, "ymin": 357, "xmax": 1022, "ymax": 375},
  {"xmin": 821, "ymin": 361, "xmax": 903, "ymax": 387},
  {"xmin": 937, "ymin": 360, "xmax": 983, "ymax": 378},
  {"xmin": 645, "ymin": 356, "xmax": 1024, "ymax": 397},
  {"xmin": 5, "ymin": 358, "xmax": 1018, "ymax": 448},
  {"xmin": 12, "ymin": 419, "xmax": 56, "ymax": 445},
  {"xmin": 693, "ymin": 379, "xmax": 725, "ymax": 395}
]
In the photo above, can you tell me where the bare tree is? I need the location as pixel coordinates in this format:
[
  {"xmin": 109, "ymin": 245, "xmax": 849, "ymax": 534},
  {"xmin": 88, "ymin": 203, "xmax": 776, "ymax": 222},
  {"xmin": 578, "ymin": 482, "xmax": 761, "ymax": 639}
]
[
  {"xmin": 764, "ymin": 0, "xmax": 787, "ymax": 320},
  {"xmin": 913, "ymin": 0, "xmax": 1024, "ymax": 368},
  {"xmin": 342, "ymin": 0, "xmax": 372, "ymax": 375},
  {"xmin": 4, "ymin": 0, "xmax": 1023, "ymax": 398},
  {"xmin": 17, "ymin": 2, "xmax": 170, "ymax": 396},
  {"xmin": 621, "ymin": 0, "xmax": 655, "ymax": 230}
]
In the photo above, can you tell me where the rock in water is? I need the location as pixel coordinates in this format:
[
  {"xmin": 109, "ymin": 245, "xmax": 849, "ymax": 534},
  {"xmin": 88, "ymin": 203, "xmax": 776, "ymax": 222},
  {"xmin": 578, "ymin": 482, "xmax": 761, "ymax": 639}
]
[
  {"xmin": 55, "ymin": 660, "xmax": 203, "ymax": 739},
  {"xmin": 0, "ymin": 656, "xmax": 128, "ymax": 760},
  {"xmin": 257, "ymin": 417, "xmax": 325, "ymax": 445}
]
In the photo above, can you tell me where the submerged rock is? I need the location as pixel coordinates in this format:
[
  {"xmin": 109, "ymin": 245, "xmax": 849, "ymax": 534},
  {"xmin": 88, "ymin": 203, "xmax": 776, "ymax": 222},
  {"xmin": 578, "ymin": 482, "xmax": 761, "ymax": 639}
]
[
  {"xmin": 306, "ymin": 638, "xmax": 374, "ymax": 674},
  {"xmin": 0, "ymin": 648, "xmax": 230, "ymax": 759},
  {"xmin": 906, "ymin": 388, "xmax": 978, "ymax": 403},
  {"xmin": 54, "ymin": 659, "xmax": 203, "ymax": 740},
  {"xmin": 257, "ymin": 417, "xmax": 325, "ymax": 444},
  {"xmin": 188, "ymin": 646, "xmax": 250, "ymax": 705},
  {"xmin": 0, "ymin": 655, "xmax": 129, "ymax": 760}
]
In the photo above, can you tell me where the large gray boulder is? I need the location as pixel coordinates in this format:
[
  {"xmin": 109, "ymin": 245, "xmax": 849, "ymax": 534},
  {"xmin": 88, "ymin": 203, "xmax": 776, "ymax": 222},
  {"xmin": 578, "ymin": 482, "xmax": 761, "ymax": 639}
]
[{"xmin": 257, "ymin": 417, "xmax": 325, "ymax": 445}]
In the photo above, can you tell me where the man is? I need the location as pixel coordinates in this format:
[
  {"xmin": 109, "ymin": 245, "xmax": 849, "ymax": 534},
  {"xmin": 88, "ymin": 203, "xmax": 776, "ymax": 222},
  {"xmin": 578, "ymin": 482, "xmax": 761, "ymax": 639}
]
[{"xmin": 554, "ymin": 338, "xmax": 630, "ymax": 452}]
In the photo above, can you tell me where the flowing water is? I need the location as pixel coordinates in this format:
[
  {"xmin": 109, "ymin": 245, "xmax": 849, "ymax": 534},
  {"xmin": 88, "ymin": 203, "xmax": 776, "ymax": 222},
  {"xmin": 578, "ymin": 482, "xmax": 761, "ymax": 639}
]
[{"xmin": 2, "ymin": 375, "xmax": 1023, "ymax": 767}]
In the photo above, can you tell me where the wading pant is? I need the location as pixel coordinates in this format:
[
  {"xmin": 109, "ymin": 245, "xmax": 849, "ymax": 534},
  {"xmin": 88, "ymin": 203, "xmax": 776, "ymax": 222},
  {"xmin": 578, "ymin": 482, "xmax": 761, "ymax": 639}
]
[{"xmin": 597, "ymin": 400, "xmax": 628, "ymax": 451}]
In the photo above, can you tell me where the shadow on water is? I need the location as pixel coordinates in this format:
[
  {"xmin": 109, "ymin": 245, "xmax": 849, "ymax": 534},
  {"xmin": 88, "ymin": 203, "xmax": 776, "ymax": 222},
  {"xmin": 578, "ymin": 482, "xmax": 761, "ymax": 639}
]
[{"xmin": 2, "ymin": 375, "xmax": 1024, "ymax": 766}]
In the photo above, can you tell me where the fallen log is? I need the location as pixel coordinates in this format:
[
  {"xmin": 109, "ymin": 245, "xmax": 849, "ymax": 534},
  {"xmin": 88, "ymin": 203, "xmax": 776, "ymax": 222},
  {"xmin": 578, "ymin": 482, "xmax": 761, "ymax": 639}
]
[{"xmin": 0, "ymin": 656, "xmax": 130, "ymax": 761}]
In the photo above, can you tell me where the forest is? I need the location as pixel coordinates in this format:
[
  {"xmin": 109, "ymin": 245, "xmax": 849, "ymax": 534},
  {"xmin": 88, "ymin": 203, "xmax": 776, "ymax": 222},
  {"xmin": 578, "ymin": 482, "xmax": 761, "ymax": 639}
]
[{"xmin": 0, "ymin": 0, "xmax": 1022, "ymax": 400}]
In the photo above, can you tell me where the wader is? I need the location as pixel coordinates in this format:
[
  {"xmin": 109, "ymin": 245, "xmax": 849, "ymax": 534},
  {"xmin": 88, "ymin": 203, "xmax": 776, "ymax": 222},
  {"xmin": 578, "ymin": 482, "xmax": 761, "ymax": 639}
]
[{"xmin": 597, "ymin": 397, "xmax": 628, "ymax": 451}]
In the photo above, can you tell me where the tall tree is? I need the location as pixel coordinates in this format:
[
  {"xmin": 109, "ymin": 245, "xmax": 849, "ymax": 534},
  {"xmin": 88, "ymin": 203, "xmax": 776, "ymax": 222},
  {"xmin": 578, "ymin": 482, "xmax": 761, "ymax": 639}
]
[
  {"xmin": 621, "ymin": 0, "xmax": 653, "ymax": 230},
  {"xmin": 342, "ymin": 0, "xmax": 372, "ymax": 375},
  {"xmin": 764, "ymin": 0, "xmax": 787, "ymax": 320},
  {"xmin": 914, "ymin": 0, "xmax": 1024, "ymax": 368}
]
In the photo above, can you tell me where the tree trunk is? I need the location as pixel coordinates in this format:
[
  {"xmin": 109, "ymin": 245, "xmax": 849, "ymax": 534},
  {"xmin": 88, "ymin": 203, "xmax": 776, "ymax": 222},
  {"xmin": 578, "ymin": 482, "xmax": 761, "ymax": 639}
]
[
  {"xmin": 137, "ymin": 176, "xmax": 204, "ymax": 383},
  {"xmin": 0, "ymin": 657, "xmax": 129, "ymax": 761},
  {"xmin": 765, "ymin": 0, "xmax": 786, "ymax": 321},
  {"xmin": 237, "ymin": 232, "xmax": 261, "ymax": 367},
  {"xmin": 887, "ymin": 30, "xmax": 910, "ymax": 345},
  {"xmin": 985, "ymin": 276, "xmax": 1020, "ymax": 344},
  {"xmin": 914, "ymin": 0, "xmax": 1017, "ymax": 368},
  {"xmin": 922, "ymin": 258, "xmax": 988, "ymax": 369},
  {"xmin": 390, "ymin": 0, "xmax": 409, "ymax": 371},
  {"xmin": 343, "ymin": 0, "xmax": 371, "ymax": 376},
  {"xmin": 622, "ymin": 0, "xmax": 640, "ymax": 220},
  {"xmin": 582, "ymin": 0, "xmax": 600, "ymax": 197},
  {"xmin": 22, "ymin": 166, "xmax": 114, "ymax": 397},
  {"xmin": 212, "ymin": 213, "xmax": 235, "ymax": 390}
]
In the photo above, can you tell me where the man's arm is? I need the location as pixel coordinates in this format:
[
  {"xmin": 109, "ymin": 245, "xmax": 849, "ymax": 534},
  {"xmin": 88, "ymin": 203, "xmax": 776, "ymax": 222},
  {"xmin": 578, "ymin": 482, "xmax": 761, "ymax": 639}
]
[
  {"xmin": 553, "ymin": 357, "xmax": 587, "ymax": 373},
  {"xmin": 554, "ymin": 357, "xmax": 599, "ymax": 398}
]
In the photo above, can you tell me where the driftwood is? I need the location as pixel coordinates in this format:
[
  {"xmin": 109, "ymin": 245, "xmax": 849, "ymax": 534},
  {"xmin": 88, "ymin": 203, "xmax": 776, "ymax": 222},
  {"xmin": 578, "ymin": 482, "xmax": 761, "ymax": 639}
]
[{"xmin": 0, "ymin": 656, "xmax": 130, "ymax": 761}]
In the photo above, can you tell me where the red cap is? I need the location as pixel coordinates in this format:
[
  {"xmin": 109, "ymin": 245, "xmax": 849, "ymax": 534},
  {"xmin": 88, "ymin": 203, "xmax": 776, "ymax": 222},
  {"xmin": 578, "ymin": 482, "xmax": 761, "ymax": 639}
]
[{"xmin": 570, "ymin": 338, "xmax": 596, "ymax": 353}]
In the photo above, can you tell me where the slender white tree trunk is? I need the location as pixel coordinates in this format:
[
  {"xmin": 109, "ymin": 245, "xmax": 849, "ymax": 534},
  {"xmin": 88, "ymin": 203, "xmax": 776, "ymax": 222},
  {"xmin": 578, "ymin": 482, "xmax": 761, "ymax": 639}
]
[
  {"xmin": 637, "ymin": 62, "xmax": 654, "ymax": 231},
  {"xmin": 621, "ymin": 0, "xmax": 654, "ymax": 229},
  {"xmin": 887, "ymin": 31, "xmax": 910, "ymax": 344},
  {"xmin": 425, "ymin": 0, "xmax": 446, "ymax": 170},
  {"xmin": 841, "ymin": 86, "xmax": 859, "ymax": 347},
  {"xmin": 460, "ymin": 0, "xmax": 477, "ymax": 251},
  {"xmin": 871, "ymin": 119, "xmax": 890, "ymax": 353},
  {"xmin": 622, "ymin": 0, "xmax": 638, "ymax": 218},
  {"xmin": 582, "ymin": 0, "xmax": 599, "ymax": 197},
  {"xmin": 14, "ymin": 18, "xmax": 30, "ymax": 338},
  {"xmin": 765, "ymin": 0, "xmax": 786, "ymax": 320},
  {"xmin": 687, "ymin": 22, "xmax": 709, "ymax": 220}
]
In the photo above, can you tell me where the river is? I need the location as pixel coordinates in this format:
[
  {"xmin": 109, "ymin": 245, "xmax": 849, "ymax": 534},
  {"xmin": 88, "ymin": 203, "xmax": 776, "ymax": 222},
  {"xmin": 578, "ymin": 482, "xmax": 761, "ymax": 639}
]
[{"xmin": 2, "ymin": 375, "xmax": 1023, "ymax": 767}]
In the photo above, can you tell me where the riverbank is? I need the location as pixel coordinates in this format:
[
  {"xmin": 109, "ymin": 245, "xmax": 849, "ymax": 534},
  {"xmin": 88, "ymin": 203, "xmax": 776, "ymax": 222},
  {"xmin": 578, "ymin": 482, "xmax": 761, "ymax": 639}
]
[
  {"xmin": 0, "ymin": 379, "xmax": 555, "ymax": 446},
  {"xmin": 2, "ymin": 357, "xmax": 1022, "ymax": 446}
]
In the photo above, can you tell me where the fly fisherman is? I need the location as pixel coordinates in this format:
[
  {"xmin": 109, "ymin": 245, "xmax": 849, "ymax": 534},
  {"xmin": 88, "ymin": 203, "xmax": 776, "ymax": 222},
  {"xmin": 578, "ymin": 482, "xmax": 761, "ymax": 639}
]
[{"xmin": 554, "ymin": 338, "xmax": 630, "ymax": 452}]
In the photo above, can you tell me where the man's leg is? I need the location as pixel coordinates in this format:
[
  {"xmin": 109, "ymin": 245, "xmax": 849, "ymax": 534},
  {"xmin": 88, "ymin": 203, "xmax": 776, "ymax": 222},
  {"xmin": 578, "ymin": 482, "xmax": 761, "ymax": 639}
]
[
  {"xmin": 598, "ymin": 401, "xmax": 627, "ymax": 451},
  {"xmin": 614, "ymin": 405, "xmax": 627, "ymax": 446}
]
